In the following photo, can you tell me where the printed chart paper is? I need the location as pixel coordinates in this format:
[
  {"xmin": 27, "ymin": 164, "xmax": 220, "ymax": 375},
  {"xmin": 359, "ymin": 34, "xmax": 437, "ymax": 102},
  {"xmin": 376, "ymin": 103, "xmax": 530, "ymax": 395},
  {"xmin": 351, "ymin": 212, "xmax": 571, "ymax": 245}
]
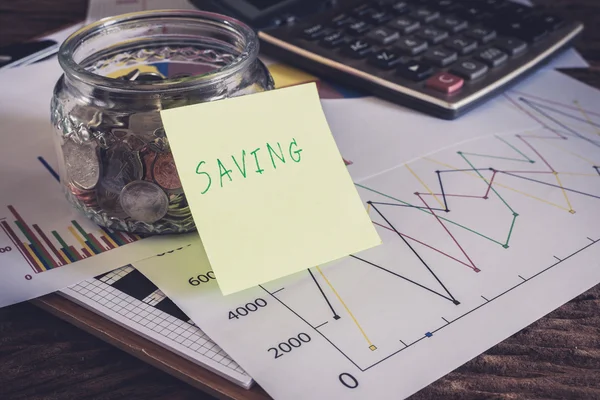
[
  {"xmin": 0, "ymin": 60, "xmax": 193, "ymax": 308},
  {"xmin": 137, "ymin": 69, "xmax": 600, "ymax": 400},
  {"xmin": 160, "ymin": 83, "xmax": 382, "ymax": 295}
]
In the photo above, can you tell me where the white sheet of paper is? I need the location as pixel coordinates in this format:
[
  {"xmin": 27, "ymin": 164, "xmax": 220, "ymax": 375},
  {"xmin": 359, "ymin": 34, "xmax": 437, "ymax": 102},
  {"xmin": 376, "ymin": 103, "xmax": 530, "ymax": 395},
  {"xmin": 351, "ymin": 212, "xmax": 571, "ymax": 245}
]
[
  {"xmin": 0, "ymin": 60, "xmax": 193, "ymax": 307},
  {"xmin": 135, "ymin": 69, "xmax": 600, "ymax": 399},
  {"xmin": 86, "ymin": 0, "xmax": 197, "ymax": 23}
]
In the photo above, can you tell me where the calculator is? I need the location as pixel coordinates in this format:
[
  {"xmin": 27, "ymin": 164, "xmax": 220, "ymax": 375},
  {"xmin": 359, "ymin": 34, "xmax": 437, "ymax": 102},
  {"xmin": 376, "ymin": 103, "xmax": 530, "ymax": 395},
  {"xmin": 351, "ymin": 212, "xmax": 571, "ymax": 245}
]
[{"xmin": 194, "ymin": 0, "xmax": 583, "ymax": 119}]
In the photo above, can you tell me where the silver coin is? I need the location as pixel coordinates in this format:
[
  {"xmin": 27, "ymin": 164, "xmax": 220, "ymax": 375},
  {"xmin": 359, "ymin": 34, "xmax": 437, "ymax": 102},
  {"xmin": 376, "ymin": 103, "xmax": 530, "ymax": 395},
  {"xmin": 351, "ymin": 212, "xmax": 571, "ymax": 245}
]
[
  {"xmin": 63, "ymin": 139, "xmax": 100, "ymax": 190},
  {"xmin": 100, "ymin": 144, "xmax": 143, "ymax": 194},
  {"xmin": 120, "ymin": 181, "xmax": 169, "ymax": 223}
]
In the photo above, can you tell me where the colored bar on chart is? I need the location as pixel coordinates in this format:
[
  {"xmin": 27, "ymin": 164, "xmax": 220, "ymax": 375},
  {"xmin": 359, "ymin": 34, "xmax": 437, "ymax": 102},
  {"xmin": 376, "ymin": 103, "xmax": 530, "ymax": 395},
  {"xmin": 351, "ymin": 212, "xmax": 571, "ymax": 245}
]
[
  {"xmin": 82, "ymin": 247, "xmax": 92, "ymax": 257},
  {"xmin": 9, "ymin": 205, "xmax": 58, "ymax": 269},
  {"xmin": 101, "ymin": 227, "xmax": 125, "ymax": 246},
  {"xmin": 1, "ymin": 220, "xmax": 38, "ymax": 271},
  {"xmin": 72, "ymin": 220, "xmax": 103, "ymax": 254},
  {"xmin": 100, "ymin": 235, "xmax": 115, "ymax": 249},
  {"xmin": 68, "ymin": 226, "xmax": 94, "ymax": 256},
  {"xmin": 114, "ymin": 231, "xmax": 132, "ymax": 244},
  {"xmin": 53, "ymin": 231, "xmax": 77, "ymax": 263},
  {"xmin": 25, "ymin": 243, "xmax": 47, "ymax": 272},
  {"xmin": 33, "ymin": 224, "xmax": 66, "ymax": 266},
  {"xmin": 59, "ymin": 248, "xmax": 75, "ymax": 263},
  {"xmin": 15, "ymin": 221, "xmax": 54, "ymax": 270},
  {"xmin": 88, "ymin": 233, "xmax": 107, "ymax": 253},
  {"xmin": 68, "ymin": 245, "xmax": 82, "ymax": 261},
  {"xmin": 84, "ymin": 240, "xmax": 101, "ymax": 255}
]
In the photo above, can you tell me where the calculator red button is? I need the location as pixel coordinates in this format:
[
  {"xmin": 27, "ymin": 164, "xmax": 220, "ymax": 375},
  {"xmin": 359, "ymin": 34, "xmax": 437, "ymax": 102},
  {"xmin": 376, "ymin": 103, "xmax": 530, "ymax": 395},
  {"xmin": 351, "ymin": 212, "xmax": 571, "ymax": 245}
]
[{"xmin": 426, "ymin": 72, "xmax": 464, "ymax": 94}]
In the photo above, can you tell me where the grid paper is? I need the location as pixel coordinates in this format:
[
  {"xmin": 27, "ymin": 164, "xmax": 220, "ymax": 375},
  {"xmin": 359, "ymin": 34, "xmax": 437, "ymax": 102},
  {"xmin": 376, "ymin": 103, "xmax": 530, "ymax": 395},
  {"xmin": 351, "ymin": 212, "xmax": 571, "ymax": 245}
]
[{"xmin": 62, "ymin": 269, "xmax": 248, "ymax": 378}]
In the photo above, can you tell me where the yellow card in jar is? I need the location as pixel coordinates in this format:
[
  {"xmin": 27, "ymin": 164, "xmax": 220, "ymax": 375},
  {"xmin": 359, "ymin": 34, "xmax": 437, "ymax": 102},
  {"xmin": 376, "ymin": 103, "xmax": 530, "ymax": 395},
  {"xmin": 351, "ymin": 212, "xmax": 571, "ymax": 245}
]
[{"xmin": 159, "ymin": 83, "xmax": 381, "ymax": 295}]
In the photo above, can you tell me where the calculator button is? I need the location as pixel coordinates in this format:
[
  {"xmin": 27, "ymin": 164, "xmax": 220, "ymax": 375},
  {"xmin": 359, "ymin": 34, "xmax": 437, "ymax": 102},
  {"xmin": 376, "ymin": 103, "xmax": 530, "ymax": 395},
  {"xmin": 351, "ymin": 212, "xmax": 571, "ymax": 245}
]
[
  {"xmin": 395, "ymin": 37, "xmax": 429, "ymax": 55},
  {"xmin": 368, "ymin": 50, "xmax": 408, "ymax": 69},
  {"xmin": 397, "ymin": 60, "xmax": 434, "ymax": 81},
  {"xmin": 342, "ymin": 39, "xmax": 374, "ymax": 58},
  {"xmin": 302, "ymin": 24, "xmax": 325, "ymax": 40},
  {"xmin": 330, "ymin": 13, "xmax": 356, "ymax": 28},
  {"xmin": 475, "ymin": 47, "xmax": 508, "ymax": 67},
  {"xmin": 353, "ymin": 4, "xmax": 377, "ymax": 17},
  {"xmin": 387, "ymin": 17, "xmax": 420, "ymax": 34},
  {"xmin": 431, "ymin": 0, "xmax": 456, "ymax": 10},
  {"xmin": 458, "ymin": 6, "xmax": 485, "ymax": 21},
  {"xmin": 422, "ymin": 47, "xmax": 458, "ymax": 67},
  {"xmin": 366, "ymin": 27, "xmax": 401, "ymax": 45},
  {"xmin": 445, "ymin": 36, "xmax": 478, "ymax": 55},
  {"xmin": 501, "ymin": 21, "xmax": 548, "ymax": 43},
  {"xmin": 347, "ymin": 21, "xmax": 372, "ymax": 35},
  {"xmin": 479, "ymin": 0, "xmax": 506, "ymax": 10},
  {"xmin": 426, "ymin": 72, "xmax": 464, "ymax": 94},
  {"xmin": 531, "ymin": 14, "xmax": 565, "ymax": 31},
  {"xmin": 366, "ymin": 10, "xmax": 394, "ymax": 25},
  {"xmin": 495, "ymin": 37, "xmax": 527, "ymax": 56},
  {"xmin": 389, "ymin": 1, "xmax": 409, "ymax": 15},
  {"xmin": 416, "ymin": 27, "xmax": 449, "ymax": 45},
  {"xmin": 436, "ymin": 16, "xmax": 468, "ymax": 33},
  {"xmin": 464, "ymin": 26, "xmax": 497, "ymax": 43},
  {"xmin": 320, "ymin": 30, "xmax": 348, "ymax": 48},
  {"xmin": 410, "ymin": 8, "xmax": 440, "ymax": 23},
  {"xmin": 450, "ymin": 59, "xmax": 489, "ymax": 80}
]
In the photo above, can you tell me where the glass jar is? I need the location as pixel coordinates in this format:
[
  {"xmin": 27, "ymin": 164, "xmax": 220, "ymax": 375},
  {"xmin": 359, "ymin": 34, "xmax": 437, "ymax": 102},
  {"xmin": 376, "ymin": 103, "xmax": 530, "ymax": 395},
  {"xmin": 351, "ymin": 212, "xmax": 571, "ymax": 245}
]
[{"xmin": 50, "ymin": 10, "xmax": 274, "ymax": 235}]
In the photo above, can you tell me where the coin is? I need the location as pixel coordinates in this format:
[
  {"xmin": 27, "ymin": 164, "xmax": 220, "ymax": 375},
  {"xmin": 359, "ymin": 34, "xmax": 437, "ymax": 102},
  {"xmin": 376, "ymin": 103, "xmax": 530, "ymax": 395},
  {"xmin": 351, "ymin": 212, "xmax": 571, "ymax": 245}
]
[
  {"xmin": 63, "ymin": 139, "xmax": 100, "ymax": 190},
  {"xmin": 100, "ymin": 144, "xmax": 143, "ymax": 194},
  {"xmin": 141, "ymin": 149, "xmax": 157, "ymax": 181},
  {"xmin": 153, "ymin": 152, "xmax": 182, "ymax": 192},
  {"xmin": 120, "ymin": 181, "xmax": 169, "ymax": 223}
]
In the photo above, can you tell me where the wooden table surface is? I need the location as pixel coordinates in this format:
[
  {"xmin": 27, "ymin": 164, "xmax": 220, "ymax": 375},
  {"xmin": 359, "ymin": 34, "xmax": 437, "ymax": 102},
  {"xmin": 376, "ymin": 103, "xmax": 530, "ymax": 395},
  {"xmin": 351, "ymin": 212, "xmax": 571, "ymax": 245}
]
[{"xmin": 1, "ymin": 1, "xmax": 600, "ymax": 399}]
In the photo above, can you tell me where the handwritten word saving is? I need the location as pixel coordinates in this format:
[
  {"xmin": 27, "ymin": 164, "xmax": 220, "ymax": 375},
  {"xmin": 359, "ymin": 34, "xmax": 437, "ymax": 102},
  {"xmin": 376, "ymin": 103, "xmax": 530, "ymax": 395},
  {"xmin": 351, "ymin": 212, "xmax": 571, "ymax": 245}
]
[{"xmin": 195, "ymin": 138, "xmax": 302, "ymax": 194}]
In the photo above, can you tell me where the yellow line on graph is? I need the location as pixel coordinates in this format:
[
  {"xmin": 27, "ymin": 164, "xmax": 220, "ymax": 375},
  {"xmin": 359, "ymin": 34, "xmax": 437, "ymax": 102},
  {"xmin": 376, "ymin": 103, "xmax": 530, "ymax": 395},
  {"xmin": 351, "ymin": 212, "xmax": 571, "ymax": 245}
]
[
  {"xmin": 574, "ymin": 100, "xmax": 600, "ymax": 137},
  {"xmin": 366, "ymin": 202, "xmax": 372, "ymax": 216},
  {"xmin": 58, "ymin": 249, "xmax": 71, "ymax": 264},
  {"xmin": 424, "ymin": 158, "xmax": 571, "ymax": 212},
  {"xmin": 405, "ymin": 164, "xmax": 445, "ymax": 209},
  {"xmin": 542, "ymin": 139, "xmax": 598, "ymax": 166},
  {"xmin": 68, "ymin": 226, "xmax": 94, "ymax": 255},
  {"xmin": 101, "ymin": 231, "xmax": 119, "ymax": 248},
  {"xmin": 25, "ymin": 243, "xmax": 46, "ymax": 271},
  {"xmin": 554, "ymin": 173, "xmax": 575, "ymax": 213},
  {"xmin": 315, "ymin": 266, "xmax": 375, "ymax": 348}
]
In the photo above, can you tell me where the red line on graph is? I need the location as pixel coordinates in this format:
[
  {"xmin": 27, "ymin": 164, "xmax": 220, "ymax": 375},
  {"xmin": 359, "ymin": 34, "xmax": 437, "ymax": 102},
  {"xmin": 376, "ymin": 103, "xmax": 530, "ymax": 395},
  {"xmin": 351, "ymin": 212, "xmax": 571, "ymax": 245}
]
[
  {"xmin": 82, "ymin": 248, "xmax": 92, "ymax": 257},
  {"xmin": 372, "ymin": 221, "xmax": 476, "ymax": 270},
  {"xmin": 416, "ymin": 193, "xmax": 480, "ymax": 272},
  {"xmin": 484, "ymin": 171, "xmax": 497, "ymax": 199},
  {"xmin": 420, "ymin": 193, "xmax": 485, "ymax": 199},
  {"xmin": 511, "ymin": 91, "xmax": 600, "ymax": 118},
  {"xmin": 69, "ymin": 245, "xmax": 82, "ymax": 260},
  {"xmin": 33, "ymin": 224, "xmax": 64, "ymax": 267},
  {"xmin": 517, "ymin": 135, "xmax": 555, "ymax": 172},
  {"xmin": 1, "ymin": 220, "xmax": 37, "ymax": 271},
  {"xmin": 100, "ymin": 236, "xmax": 115, "ymax": 250}
]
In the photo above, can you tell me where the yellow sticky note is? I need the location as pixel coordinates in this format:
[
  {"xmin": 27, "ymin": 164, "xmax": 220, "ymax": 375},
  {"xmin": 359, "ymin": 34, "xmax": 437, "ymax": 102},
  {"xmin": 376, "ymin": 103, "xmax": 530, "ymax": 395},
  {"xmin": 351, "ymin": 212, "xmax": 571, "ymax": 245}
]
[{"xmin": 160, "ymin": 83, "xmax": 381, "ymax": 295}]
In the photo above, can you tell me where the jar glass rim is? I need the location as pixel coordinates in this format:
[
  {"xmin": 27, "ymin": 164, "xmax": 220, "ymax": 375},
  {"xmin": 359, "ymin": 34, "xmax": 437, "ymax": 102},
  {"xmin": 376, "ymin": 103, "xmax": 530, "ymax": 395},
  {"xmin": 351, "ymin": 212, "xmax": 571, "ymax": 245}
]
[{"xmin": 58, "ymin": 9, "xmax": 259, "ymax": 93}]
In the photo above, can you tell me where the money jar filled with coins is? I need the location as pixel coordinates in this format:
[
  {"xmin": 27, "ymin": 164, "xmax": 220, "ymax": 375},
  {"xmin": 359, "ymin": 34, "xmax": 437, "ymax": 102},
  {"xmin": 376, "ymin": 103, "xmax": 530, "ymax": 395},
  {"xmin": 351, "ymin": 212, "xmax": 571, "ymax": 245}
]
[{"xmin": 50, "ymin": 10, "xmax": 274, "ymax": 234}]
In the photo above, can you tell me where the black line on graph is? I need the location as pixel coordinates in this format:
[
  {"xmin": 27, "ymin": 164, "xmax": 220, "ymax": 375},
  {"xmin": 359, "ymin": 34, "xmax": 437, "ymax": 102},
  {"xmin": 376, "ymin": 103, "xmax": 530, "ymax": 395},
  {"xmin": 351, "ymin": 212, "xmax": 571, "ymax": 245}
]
[
  {"xmin": 315, "ymin": 321, "xmax": 329, "ymax": 329},
  {"xmin": 519, "ymin": 97, "xmax": 600, "ymax": 148},
  {"xmin": 350, "ymin": 255, "xmax": 457, "ymax": 304},
  {"xmin": 369, "ymin": 201, "xmax": 446, "ymax": 212},
  {"xmin": 518, "ymin": 275, "xmax": 527, "ymax": 281},
  {"xmin": 356, "ymin": 239, "xmax": 600, "ymax": 372},
  {"xmin": 498, "ymin": 171, "xmax": 600, "ymax": 200},
  {"xmin": 441, "ymin": 317, "xmax": 450, "ymax": 324},
  {"xmin": 594, "ymin": 166, "xmax": 600, "ymax": 177},
  {"xmin": 308, "ymin": 269, "xmax": 340, "ymax": 320},
  {"xmin": 271, "ymin": 288, "xmax": 285, "ymax": 295},
  {"xmin": 554, "ymin": 256, "xmax": 562, "ymax": 261},
  {"xmin": 481, "ymin": 296, "xmax": 490, "ymax": 302},
  {"xmin": 399, "ymin": 340, "xmax": 408, "ymax": 347},
  {"xmin": 259, "ymin": 285, "xmax": 363, "ymax": 371},
  {"xmin": 524, "ymin": 99, "xmax": 600, "ymax": 129},
  {"xmin": 436, "ymin": 171, "xmax": 449, "ymax": 212},
  {"xmin": 368, "ymin": 203, "xmax": 459, "ymax": 304},
  {"xmin": 588, "ymin": 237, "xmax": 596, "ymax": 243}
]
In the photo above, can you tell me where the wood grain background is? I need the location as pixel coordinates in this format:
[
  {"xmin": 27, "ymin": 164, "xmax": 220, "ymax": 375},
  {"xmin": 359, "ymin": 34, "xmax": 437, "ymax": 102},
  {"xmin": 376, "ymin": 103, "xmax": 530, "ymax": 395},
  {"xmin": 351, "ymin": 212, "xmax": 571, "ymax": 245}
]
[{"xmin": 1, "ymin": 1, "xmax": 599, "ymax": 399}]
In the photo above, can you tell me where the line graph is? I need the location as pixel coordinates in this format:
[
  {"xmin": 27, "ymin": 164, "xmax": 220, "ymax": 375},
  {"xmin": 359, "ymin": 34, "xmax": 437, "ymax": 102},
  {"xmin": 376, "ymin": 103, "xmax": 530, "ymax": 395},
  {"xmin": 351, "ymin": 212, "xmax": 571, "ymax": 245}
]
[{"xmin": 256, "ymin": 78, "xmax": 600, "ymax": 370}]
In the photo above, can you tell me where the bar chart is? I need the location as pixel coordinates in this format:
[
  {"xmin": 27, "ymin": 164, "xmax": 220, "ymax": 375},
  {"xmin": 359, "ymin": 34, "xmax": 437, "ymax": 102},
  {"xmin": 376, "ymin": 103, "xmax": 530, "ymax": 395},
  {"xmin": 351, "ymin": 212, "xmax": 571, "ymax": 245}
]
[{"xmin": 0, "ymin": 204, "xmax": 141, "ymax": 273}]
